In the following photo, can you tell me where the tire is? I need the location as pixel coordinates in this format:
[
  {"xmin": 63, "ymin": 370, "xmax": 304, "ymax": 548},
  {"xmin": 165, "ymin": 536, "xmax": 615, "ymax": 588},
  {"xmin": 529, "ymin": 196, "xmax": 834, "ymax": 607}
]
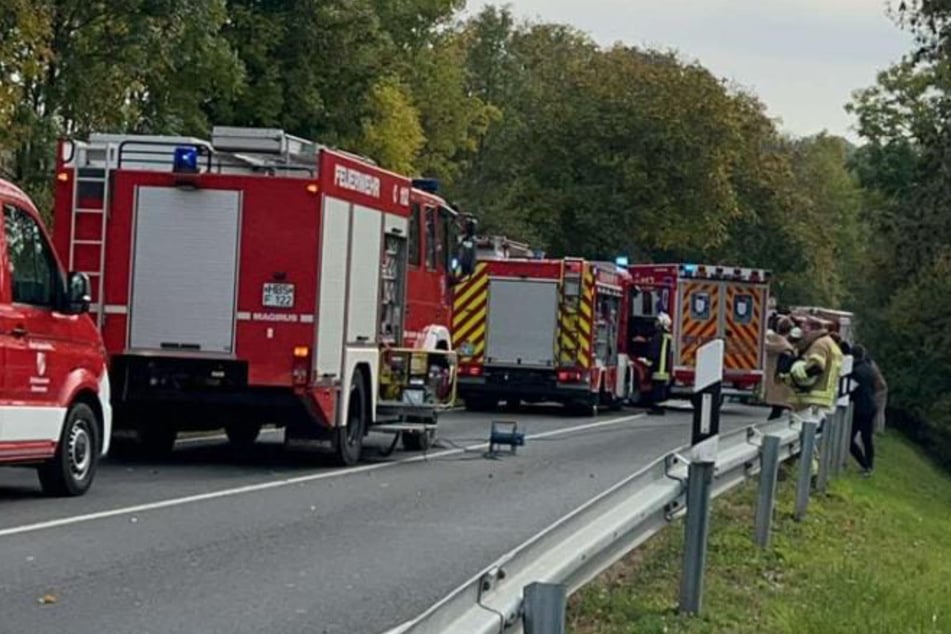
[
  {"xmin": 38, "ymin": 402, "xmax": 100, "ymax": 497},
  {"xmin": 464, "ymin": 396, "xmax": 496, "ymax": 412},
  {"xmin": 401, "ymin": 428, "xmax": 435, "ymax": 452},
  {"xmin": 334, "ymin": 372, "xmax": 367, "ymax": 466},
  {"xmin": 226, "ymin": 423, "xmax": 262, "ymax": 450},
  {"xmin": 138, "ymin": 424, "xmax": 177, "ymax": 459}
]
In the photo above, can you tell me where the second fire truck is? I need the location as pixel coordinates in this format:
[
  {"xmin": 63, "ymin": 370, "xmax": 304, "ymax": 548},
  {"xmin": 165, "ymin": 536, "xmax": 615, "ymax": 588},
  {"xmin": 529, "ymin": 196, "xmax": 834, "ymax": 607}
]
[{"xmin": 453, "ymin": 257, "xmax": 632, "ymax": 414}]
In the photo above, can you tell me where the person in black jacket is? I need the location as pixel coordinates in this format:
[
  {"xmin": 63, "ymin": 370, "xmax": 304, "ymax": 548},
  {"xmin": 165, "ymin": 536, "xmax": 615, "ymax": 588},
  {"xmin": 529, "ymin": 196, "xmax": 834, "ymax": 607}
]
[{"xmin": 849, "ymin": 344, "xmax": 877, "ymax": 476}]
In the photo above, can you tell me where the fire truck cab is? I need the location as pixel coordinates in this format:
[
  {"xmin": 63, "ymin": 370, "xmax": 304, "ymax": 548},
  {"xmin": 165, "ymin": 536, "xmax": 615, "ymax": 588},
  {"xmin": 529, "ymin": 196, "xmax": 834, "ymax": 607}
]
[
  {"xmin": 52, "ymin": 126, "xmax": 457, "ymax": 464},
  {"xmin": 627, "ymin": 263, "xmax": 770, "ymax": 399},
  {"xmin": 453, "ymin": 257, "xmax": 631, "ymax": 414}
]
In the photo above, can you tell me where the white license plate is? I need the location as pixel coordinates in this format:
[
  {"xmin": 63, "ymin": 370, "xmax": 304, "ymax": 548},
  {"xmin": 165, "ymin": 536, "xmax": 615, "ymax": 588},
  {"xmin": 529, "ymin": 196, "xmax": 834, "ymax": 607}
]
[{"xmin": 262, "ymin": 283, "xmax": 295, "ymax": 308}]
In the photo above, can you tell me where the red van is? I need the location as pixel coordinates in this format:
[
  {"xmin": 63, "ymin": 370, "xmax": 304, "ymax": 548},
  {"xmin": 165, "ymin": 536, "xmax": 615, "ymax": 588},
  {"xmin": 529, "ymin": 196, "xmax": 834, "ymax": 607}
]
[{"xmin": 0, "ymin": 178, "xmax": 111, "ymax": 496}]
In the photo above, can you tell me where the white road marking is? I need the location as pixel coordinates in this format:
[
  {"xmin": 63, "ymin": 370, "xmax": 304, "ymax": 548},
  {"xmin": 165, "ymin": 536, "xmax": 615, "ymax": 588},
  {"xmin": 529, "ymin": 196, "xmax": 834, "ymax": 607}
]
[{"xmin": 0, "ymin": 413, "xmax": 646, "ymax": 539}]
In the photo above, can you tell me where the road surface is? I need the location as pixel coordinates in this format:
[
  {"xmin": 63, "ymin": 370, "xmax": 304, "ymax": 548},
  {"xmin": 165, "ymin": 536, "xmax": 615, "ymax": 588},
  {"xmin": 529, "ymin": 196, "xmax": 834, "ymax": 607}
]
[{"xmin": 0, "ymin": 402, "xmax": 766, "ymax": 634}]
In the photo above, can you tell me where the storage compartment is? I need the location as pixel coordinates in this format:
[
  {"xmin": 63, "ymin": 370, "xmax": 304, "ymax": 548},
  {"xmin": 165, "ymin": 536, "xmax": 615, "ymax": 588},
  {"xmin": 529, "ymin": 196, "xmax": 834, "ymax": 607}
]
[
  {"xmin": 129, "ymin": 186, "xmax": 241, "ymax": 353},
  {"xmin": 485, "ymin": 278, "xmax": 559, "ymax": 366}
]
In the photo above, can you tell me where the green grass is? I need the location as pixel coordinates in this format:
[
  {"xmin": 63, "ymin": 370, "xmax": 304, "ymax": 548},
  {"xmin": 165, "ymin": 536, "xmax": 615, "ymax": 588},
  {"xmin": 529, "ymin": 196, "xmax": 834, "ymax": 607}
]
[{"xmin": 568, "ymin": 433, "xmax": 951, "ymax": 634}]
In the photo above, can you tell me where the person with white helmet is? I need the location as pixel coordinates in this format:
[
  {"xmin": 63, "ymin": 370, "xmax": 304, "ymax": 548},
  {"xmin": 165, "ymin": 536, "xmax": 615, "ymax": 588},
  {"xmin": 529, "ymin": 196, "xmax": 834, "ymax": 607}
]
[{"xmin": 641, "ymin": 312, "xmax": 673, "ymax": 415}]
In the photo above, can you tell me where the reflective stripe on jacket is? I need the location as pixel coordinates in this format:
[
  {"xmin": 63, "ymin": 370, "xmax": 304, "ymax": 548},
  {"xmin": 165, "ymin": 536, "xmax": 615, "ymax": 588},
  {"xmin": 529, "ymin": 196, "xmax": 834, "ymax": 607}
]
[
  {"xmin": 651, "ymin": 332, "xmax": 673, "ymax": 382},
  {"xmin": 788, "ymin": 334, "xmax": 843, "ymax": 410}
]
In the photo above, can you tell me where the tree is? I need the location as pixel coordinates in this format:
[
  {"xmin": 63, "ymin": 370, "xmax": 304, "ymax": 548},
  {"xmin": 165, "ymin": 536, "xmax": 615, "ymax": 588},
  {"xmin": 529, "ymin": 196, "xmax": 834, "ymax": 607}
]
[
  {"xmin": 357, "ymin": 75, "xmax": 425, "ymax": 173},
  {"xmin": 1, "ymin": 0, "xmax": 241, "ymax": 212}
]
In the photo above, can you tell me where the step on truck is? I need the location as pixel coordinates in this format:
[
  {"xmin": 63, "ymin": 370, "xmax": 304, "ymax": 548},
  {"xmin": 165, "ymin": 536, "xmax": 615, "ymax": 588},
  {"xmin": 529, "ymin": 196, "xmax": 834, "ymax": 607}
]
[
  {"xmin": 453, "ymin": 257, "xmax": 632, "ymax": 414},
  {"xmin": 52, "ymin": 126, "xmax": 459, "ymax": 464},
  {"xmin": 627, "ymin": 263, "xmax": 771, "ymax": 401}
]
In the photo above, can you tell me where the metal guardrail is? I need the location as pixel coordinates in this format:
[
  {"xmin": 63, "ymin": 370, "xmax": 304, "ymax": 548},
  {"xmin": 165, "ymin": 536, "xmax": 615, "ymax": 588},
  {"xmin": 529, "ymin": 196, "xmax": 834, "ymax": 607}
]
[{"xmin": 385, "ymin": 407, "xmax": 848, "ymax": 634}]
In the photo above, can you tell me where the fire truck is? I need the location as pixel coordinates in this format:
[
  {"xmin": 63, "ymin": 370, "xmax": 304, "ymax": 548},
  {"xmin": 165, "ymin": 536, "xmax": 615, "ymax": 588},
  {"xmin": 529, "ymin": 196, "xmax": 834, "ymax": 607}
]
[
  {"xmin": 627, "ymin": 263, "xmax": 771, "ymax": 400},
  {"xmin": 453, "ymin": 257, "xmax": 632, "ymax": 414},
  {"xmin": 51, "ymin": 126, "xmax": 459, "ymax": 464}
]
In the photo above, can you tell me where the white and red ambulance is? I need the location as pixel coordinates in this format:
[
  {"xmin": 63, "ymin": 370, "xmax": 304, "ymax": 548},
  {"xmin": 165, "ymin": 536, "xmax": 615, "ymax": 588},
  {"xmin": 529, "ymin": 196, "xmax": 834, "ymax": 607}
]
[{"xmin": 0, "ymin": 177, "xmax": 111, "ymax": 496}]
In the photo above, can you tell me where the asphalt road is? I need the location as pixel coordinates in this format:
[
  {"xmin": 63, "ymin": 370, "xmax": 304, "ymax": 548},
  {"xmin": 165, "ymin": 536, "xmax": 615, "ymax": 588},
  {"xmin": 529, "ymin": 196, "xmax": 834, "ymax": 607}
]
[{"xmin": 0, "ymin": 402, "xmax": 767, "ymax": 634}]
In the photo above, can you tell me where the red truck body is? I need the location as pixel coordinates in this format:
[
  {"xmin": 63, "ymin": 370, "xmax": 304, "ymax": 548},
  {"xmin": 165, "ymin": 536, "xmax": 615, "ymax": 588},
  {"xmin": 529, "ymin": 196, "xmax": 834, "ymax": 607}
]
[
  {"xmin": 52, "ymin": 127, "xmax": 457, "ymax": 462},
  {"xmin": 453, "ymin": 257, "xmax": 631, "ymax": 413}
]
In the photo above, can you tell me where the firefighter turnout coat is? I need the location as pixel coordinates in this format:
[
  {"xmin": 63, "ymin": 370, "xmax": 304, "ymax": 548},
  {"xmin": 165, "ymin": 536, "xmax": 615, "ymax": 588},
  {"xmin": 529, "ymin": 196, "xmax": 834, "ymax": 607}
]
[{"xmin": 786, "ymin": 331, "xmax": 843, "ymax": 411}]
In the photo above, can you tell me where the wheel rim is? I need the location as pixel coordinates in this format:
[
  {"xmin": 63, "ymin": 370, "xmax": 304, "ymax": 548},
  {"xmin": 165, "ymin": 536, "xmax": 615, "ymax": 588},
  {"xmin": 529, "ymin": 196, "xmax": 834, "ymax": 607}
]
[{"xmin": 68, "ymin": 420, "xmax": 93, "ymax": 481}]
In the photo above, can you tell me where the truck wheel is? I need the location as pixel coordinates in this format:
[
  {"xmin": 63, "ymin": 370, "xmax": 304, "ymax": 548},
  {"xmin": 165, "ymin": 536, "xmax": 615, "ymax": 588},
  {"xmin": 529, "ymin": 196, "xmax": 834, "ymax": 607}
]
[
  {"xmin": 401, "ymin": 428, "xmax": 435, "ymax": 452},
  {"xmin": 464, "ymin": 397, "xmax": 495, "ymax": 412},
  {"xmin": 334, "ymin": 373, "xmax": 366, "ymax": 466},
  {"xmin": 138, "ymin": 424, "xmax": 177, "ymax": 459},
  {"xmin": 400, "ymin": 418, "xmax": 436, "ymax": 451},
  {"xmin": 226, "ymin": 423, "xmax": 262, "ymax": 450},
  {"xmin": 38, "ymin": 402, "xmax": 99, "ymax": 497}
]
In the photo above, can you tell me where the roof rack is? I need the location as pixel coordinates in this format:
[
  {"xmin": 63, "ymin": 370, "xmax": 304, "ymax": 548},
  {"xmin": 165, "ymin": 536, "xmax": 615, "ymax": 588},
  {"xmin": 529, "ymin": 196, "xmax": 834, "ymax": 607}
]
[{"xmin": 61, "ymin": 126, "xmax": 378, "ymax": 178}]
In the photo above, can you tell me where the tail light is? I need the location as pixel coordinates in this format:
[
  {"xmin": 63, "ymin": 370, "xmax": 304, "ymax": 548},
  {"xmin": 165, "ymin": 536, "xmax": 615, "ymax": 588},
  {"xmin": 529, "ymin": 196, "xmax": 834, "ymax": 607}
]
[
  {"xmin": 557, "ymin": 368, "xmax": 586, "ymax": 384},
  {"xmin": 460, "ymin": 363, "xmax": 483, "ymax": 377},
  {"xmin": 292, "ymin": 346, "xmax": 312, "ymax": 388}
]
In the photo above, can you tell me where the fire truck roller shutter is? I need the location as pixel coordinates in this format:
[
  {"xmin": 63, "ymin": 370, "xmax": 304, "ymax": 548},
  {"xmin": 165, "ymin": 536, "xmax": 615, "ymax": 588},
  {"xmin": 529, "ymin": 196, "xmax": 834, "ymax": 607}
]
[
  {"xmin": 315, "ymin": 196, "xmax": 350, "ymax": 378},
  {"xmin": 485, "ymin": 278, "xmax": 559, "ymax": 367},
  {"xmin": 128, "ymin": 187, "xmax": 241, "ymax": 353},
  {"xmin": 347, "ymin": 205, "xmax": 383, "ymax": 344}
]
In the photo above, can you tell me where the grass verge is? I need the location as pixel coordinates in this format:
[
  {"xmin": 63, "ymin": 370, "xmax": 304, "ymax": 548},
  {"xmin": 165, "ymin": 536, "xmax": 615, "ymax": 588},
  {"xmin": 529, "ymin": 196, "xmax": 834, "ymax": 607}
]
[{"xmin": 568, "ymin": 433, "xmax": 951, "ymax": 634}]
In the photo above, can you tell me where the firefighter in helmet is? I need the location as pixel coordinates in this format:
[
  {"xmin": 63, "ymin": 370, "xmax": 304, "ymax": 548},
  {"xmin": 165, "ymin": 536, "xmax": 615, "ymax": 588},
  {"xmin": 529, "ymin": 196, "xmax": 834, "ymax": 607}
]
[
  {"xmin": 782, "ymin": 325, "xmax": 844, "ymax": 415},
  {"xmin": 641, "ymin": 312, "xmax": 673, "ymax": 415}
]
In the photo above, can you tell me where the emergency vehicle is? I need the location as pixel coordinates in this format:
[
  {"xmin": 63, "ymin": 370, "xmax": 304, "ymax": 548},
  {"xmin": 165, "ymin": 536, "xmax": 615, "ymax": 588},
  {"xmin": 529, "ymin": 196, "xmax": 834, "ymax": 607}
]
[
  {"xmin": 453, "ymin": 257, "xmax": 632, "ymax": 413},
  {"xmin": 52, "ymin": 126, "xmax": 457, "ymax": 464},
  {"xmin": 627, "ymin": 263, "xmax": 770, "ymax": 399},
  {"xmin": 0, "ymin": 177, "xmax": 111, "ymax": 496}
]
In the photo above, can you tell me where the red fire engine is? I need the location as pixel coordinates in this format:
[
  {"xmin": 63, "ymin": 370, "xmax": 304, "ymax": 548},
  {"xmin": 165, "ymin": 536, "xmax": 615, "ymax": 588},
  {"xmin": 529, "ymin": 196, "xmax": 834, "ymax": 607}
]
[
  {"xmin": 453, "ymin": 257, "xmax": 632, "ymax": 414},
  {"xmin": 52, "ymin": 126, "xmax": 458, "ymax": 463},
  {"xmin": 627, "ymin": 263, "xmax": 771, "ymax": 400}
]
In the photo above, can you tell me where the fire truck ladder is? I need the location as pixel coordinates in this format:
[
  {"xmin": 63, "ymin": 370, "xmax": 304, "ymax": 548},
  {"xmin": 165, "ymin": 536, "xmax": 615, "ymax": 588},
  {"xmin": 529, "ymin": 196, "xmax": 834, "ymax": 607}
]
[{"xmin": 68, "ymin": 144, "xmax": 115, "ymax": 327}]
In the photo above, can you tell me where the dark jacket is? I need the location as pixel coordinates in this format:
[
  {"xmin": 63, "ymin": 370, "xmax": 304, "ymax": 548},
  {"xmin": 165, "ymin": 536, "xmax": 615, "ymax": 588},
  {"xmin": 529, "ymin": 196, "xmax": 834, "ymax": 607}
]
[{"xmin": 850, "ymin": 358, "xmax": 878, "ymax": 420}]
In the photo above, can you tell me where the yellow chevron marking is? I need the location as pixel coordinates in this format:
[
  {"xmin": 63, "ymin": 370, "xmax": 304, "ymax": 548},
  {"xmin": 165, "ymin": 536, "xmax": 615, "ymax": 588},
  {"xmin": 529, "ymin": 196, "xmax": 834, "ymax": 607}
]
[{"xmin": 452, "ymin": 277, "xmax": 488, "ymax": 321}]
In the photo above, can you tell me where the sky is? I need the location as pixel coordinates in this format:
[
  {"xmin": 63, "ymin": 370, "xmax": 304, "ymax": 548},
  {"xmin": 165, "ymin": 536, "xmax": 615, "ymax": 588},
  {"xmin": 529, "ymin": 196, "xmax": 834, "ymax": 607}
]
[{"xmin": 467, "ymin": 0, "xmax": 915, "ymax": 141}]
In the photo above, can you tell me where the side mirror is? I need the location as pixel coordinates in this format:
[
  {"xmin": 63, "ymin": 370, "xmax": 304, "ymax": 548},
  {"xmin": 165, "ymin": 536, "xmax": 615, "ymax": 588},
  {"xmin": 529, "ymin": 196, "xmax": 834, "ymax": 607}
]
[{"xmin": 66, "ymin": 272, "xmax": 92, "ymax": 314}]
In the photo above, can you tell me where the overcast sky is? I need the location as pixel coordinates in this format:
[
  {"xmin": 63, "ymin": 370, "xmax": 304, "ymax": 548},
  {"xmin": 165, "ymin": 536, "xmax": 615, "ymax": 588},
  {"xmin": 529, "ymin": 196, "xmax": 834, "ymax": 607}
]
[{"xmin": 467, "ymin": 0, "xmax": 914, "ymax": 141}]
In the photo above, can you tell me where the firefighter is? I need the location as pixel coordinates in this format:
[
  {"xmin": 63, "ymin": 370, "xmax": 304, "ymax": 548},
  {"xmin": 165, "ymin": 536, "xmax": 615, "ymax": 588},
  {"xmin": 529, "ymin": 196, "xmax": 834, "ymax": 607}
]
[
  {"xmin": 783, "ymin": 325, "xmax": 844, "ymax": 415},
  {"xmin": 641, "ymin": 312, "xmax": 673, "ymax": 415},
  {"xmin": 764, "ymin": 315, "xmax": 795, "ymax": 420}
]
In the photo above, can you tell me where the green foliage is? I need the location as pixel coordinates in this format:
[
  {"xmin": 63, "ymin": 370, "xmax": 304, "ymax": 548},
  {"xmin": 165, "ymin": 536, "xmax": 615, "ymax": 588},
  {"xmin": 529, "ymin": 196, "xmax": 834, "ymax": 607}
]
[
  {"xmin": 845, "ymin": 0, "xmax": 951, "ymax": 465},
  {"xmin": 569, "ymin": 434, "xmax": 951, "ymax": 633},
  {"xmin": 357, "ymin": 75, "xmax": 425, "ymax": 174}
]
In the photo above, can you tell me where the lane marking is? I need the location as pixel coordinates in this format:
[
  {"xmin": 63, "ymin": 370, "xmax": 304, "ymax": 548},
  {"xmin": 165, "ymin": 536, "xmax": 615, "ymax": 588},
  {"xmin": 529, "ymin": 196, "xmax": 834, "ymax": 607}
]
[{"xmin": 0, "ymin": 413, "xmax": 646, "ymax": 539}]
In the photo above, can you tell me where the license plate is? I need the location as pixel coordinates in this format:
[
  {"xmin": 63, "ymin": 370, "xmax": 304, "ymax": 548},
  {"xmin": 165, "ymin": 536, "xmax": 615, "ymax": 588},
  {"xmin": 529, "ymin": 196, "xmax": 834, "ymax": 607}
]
[{"xmin": 262, "ymin": 283, "xmax": 295, "ymax": 308}]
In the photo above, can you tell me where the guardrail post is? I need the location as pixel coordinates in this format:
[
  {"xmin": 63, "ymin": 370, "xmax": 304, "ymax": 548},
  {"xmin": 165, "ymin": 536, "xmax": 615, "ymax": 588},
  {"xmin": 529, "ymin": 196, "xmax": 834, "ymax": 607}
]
[
  {"xmin": 679, "ymin": 340, "xmax": 722, "ymax": 617},
  {"xmin": 679, "ymin": 459, "xmax": 714, "ymax": 615},
  {"xmin": 829, "ymin": 408, "xmax": 843, "ymax": 478},
  {"xmin": 754, "ymin": 434, "xmax": 782, "ymax": 548},
  {"xmin": 840, "ymin": 403, "xmax": 854, "ymax": 472},
  {"xmin": 523, "ymin": 582, "xmax": 567, "ymax": 634},
  {"xmin": 795, "ymin": 421, "xmax": 818, "ymax": 521},
  {"xmin": 817, "ymin": 412, "xmax": 833, "ymax": 493}
]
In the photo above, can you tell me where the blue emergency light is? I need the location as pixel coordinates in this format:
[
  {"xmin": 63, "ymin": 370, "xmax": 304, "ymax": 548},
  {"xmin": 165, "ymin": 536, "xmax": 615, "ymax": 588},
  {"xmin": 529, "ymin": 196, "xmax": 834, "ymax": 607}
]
[
  {"xmin": 173, "ymin": 146, "xmax": 200, "ymax": 174},
  {"xmin": 615, "ymin": 256, "xmax": 630, "ymax": 267},
  {"xmin": 683, "ymin": 263, "xmax": 698, "ymax": 275}
]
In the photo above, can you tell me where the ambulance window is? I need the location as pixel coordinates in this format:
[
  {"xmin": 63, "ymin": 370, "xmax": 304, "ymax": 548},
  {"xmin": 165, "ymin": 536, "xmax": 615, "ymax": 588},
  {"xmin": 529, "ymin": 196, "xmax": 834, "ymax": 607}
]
[
  {"xmin": 425, "ymin": 206, "xmax": 437, "ymax": 270},
  {"xmin": 3, "ymin": 205, "xmax": 60, "ymax": 308},
  {"xmin": 409, "ymin": 203, "xmax": 421, "ymax": 267}
]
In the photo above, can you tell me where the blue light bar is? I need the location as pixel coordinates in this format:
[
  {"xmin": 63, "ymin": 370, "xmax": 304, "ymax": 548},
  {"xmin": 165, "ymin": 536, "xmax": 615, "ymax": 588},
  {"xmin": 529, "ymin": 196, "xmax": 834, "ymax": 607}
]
[
  {"xmin": 615, "ymin": 256, "xmax": 629, "ymax": 267},
  {"xmin": 683, "ymin": 264, "xmax": 698, "ymax": 274},
  {"xmin": 173, "ymin": 146, "xmax": 199, "ymax": 174}
]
